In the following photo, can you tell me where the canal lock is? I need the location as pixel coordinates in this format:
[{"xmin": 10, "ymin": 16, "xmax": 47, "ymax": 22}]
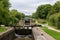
[{"xmin": 14, "ymin": 26, "xmax": 33, "ymax": 40}]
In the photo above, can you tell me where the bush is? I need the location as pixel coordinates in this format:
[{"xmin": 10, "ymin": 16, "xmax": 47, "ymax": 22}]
[
  {"xmin": 48, "ymin": 14, "xmax": 55, "ymax": 26},
  {"xmin": 48, "ymin": 12, "xmax": 60, "ymax": 29},
  {"xmin": 37, "ymin": 19, "xmax": 46, "ymax": 24}
]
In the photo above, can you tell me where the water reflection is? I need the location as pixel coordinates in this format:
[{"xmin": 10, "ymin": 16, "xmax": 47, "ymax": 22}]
[{"xmin": 15, "ymin": 34, "xmax": 32, "ymax": 40}]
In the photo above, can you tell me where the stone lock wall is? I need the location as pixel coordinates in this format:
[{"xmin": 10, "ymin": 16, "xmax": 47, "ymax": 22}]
[
  {"xmin": 0, "ymin": 27, "xmax": 15, "ymax": 40},
  {"xmin": 32, "ymin": 27, "xmax": 55, "ymax": 40}
]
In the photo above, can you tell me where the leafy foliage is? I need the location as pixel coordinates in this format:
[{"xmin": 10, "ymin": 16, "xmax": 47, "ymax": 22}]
[
  {"xmin": 48, "ymin": 1, "xmax": 60, "ymax": 29},
  {"xmin": 36, "ymin": 4, "xmax": 52, "ymax": 19},
  {"xmin": 0, "ymin": 0, "xmax": 10, "ymax": 25},
  {"xmin": 32, "ymin": 12, "xmax": 38, "ymax": 19},
  {"xmin": 9, "ymin": 9, "xmax": 25, "ymax": 26},
  {"xmin": 0, "ymin": 0, "xmax": 25, "ymax": 26},
  {"xmin": 48, "ymin": 13, "xmax": 60, "ymax": 29}
]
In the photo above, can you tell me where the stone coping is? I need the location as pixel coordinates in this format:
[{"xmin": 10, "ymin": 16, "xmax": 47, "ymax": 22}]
[
  {"xmin": 0, "ymin": 27, "xmax": 14, "ymax": 38},
  {"xmin": 32, "ymin": 27, "xmax": 55, "ymax": 40}
]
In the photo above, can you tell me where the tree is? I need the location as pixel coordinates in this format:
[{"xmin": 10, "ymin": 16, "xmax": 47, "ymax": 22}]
[
  {"xmin": 32, "ymin": 12, "xmax": 38, "ymax": 19},
  {"xmin": 20, "ymin": 13, "xmax": 25, "ymax": 19},
  {"xmin": 48, "ymin": 13, "xmax": 60, "ymax": 29},
  {"xmin": 10, "ymin": 9, "xmax": 25, "ymax": 20},
  {"xmin": 0, "ymin": 0, "xmax": 10, "ymax": 8},
  {"xmin": 0, "ymin": 0, "xmax": 25, "ymax": 26},
  {"xmin": 47, "ymin": 1, "xmax": 60, "ymax": 19},
  {"xmin": 9, "ymin": 9, "xmax": 25, "ymax": 26},
  {"xmin": 0, "ymin": 0, "xmax": 10, "ymax": 25},
  {"xmin": 36, "ymin": 4, "xmax": 52, "ymax": 19},
  {"xmin": 53, "ymin": 1, "xmax": 60, "ymax": 13}
]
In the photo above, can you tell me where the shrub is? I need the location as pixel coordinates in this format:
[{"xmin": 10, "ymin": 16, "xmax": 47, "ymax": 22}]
[{"xmin": 48, "ymin": 12, "xmax": 60, "ymax": 29}]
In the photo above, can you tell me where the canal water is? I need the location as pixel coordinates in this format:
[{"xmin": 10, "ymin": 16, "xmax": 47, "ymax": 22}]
[{"xmin": 14, "ymin": 34, "xmax": 32, "ymax": 40}]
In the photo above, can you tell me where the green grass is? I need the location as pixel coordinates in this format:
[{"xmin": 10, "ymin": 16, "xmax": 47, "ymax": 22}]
[
  {"xmin": 0, "ymin": 27, "xmax": 7, "ymax": 32},
  {"xmin": 36, "ymin": 19, "xmax": 46, "ymax": 24},
  {"xmin": 41, "ymin": 27, "xmax": 60, "ymax": 40}
]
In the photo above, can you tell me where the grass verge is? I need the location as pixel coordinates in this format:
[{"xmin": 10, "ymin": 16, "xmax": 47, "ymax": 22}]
[
  {"xmin": 0, "ymin": 27, "xmax": 7, "ymax": 33},
  {"xmin": 41, "ymin": 27, "xmax": 60, "ymax": 40}
]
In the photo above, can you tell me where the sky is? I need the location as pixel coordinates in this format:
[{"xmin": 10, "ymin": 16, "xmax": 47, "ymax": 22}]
[{"xmin": 9, "ymin": 0, "xmax": 59, "ymax": 15}]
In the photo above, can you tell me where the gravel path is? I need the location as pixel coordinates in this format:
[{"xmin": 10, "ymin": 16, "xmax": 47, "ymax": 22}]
[{"xmin": 44, "ymin": 24, "xmax": 60, "ymax": 32}]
